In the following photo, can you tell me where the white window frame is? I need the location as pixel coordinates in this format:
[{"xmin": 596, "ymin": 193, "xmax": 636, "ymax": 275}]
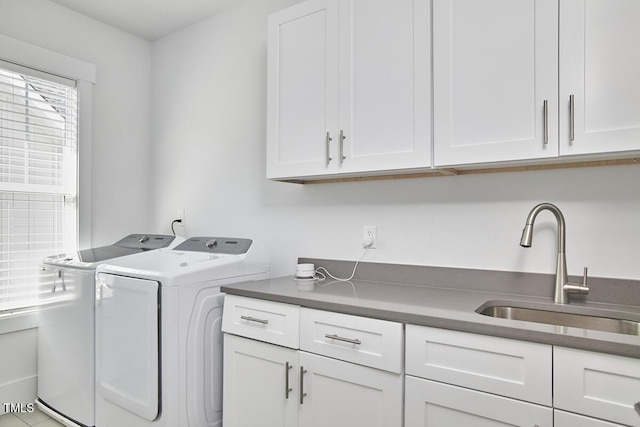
[{"xmin": 0, "ymin": 33, "xmax": 95, "ymax": 327}]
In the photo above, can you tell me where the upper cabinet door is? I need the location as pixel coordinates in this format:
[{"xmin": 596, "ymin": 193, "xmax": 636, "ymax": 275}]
[
  {"xmin": 337, "ymin": 0, "xmax": 431, "ymax": 174},
  {"xmin": 559, "ymin": 0, "xmax": 640, "ymax": 156},
  {"xmin": 433, "ymin": 0, "xmax": 559, "ymax": 167},
  {"xmin": 266, "ymin": 0, "xmax": 339, "ymax": 179},
  {"xmin": 267, "ymin": 0, "xmax": 430, "ymax": 180}
]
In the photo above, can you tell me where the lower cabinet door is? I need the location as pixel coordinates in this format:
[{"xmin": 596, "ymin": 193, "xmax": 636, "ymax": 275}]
[
  {"xmin": 223, "ymin": 334, "xmax": 299, "ymax": 427},
  {"xmin": 555, "ymin": 410, "xmax": 626, "ymax": 427},
  {"xmin": 405, "ymin": 376, "xmax": 552, "ymax": 427},
  {"xmin": 298, "ymin": 351, "xmax": 403, "ymax": 427},
  {"xmin": 554, "ymin": 347, "xmax": 640, "ymax": 427}
]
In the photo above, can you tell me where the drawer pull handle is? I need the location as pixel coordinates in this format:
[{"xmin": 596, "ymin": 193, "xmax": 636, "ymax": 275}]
[
  {"xmin": 569, "ymin": 94, "xmax": 575, "ymax": 142},
  {"xmin": 543, "ymin": 99, "xmax": 549, "ymax": 145},
  {"xmin": 324, "ymin": 333, "xmax": 361, "ymax": 345},
  {"xmin": 240, "ymin": 315, "xmax": 269, "ymax": 325},
  {"xmin": 285, "ymin": 362, "xmax": 293, "ymax": 399},
  {"xmin": 339, "ymin": 129, "xmax": 346, "ymax": 165},
  {"xmin": 300, "ymin": 367, "xmax": 307, "ymax": 405},
  {"xmin": 325, "ymin": 132, "xmax": 333, "ymax": 167},
  {"xmin": 635, "ymin": 401, "xmax": 640, "ymax": 416}
]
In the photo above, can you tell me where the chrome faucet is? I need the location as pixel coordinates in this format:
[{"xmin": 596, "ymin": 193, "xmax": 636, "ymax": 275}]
[{"xmin": 520, "ymin": 203, "xmax": 589, "ymax": 304}]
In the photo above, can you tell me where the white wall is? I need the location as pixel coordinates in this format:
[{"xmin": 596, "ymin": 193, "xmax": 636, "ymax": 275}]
[
  {"xmin": 150, "ymin": 0, "xmax": 640, "ymax": 281},
  {"xmin": 0, "ymin": 0, "xmax": 153, "ymax": 246}
]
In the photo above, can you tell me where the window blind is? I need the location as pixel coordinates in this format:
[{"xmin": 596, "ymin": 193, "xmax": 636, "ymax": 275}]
[{"xmin": 0, "ymin": 62, "xmax": 78, "ymax": 311}]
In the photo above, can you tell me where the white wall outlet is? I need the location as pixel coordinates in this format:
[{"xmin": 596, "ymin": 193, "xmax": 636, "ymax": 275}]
[
  {"xmin": 177, "ymin": 209, "xmax": 185, "ymax": 223},
  {"xmin": 363, "ymin": 225, "xmax": 377, "ymax": 249}
]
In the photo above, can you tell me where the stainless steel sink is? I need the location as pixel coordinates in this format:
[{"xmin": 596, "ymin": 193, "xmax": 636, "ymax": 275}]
[{"xmin": 476, "ymin": 303, "xmax": 640, "ymax": 336}]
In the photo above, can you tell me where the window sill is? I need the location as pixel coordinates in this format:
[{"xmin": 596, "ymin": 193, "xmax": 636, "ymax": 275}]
[{"xmin": 0, "ymin": 307, "xmax": 39, "ymax": 335}]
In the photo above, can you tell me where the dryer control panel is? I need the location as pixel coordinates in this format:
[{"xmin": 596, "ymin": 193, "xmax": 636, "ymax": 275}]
[{"xmin": 174, "ymin": 237, "xmax": 253, "ymax": 255}]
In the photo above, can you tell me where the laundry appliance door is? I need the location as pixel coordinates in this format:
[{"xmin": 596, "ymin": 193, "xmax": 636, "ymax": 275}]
[{"xmin": 96, "ymin": 273, "xmax": 160, "ymax": 422}]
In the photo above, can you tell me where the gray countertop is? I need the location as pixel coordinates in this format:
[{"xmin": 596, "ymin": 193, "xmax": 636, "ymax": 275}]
[{"xmin": 221, "ymin": 259, "xmax": 640, "ymax": 358}]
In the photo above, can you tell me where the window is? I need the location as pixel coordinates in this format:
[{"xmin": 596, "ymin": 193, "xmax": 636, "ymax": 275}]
[{"xmin": 0, "ymin": 61, "xmax": 78, "ymax": 311}]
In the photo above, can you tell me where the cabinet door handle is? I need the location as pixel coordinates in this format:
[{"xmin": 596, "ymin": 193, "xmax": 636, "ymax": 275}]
[
  {"xmin": 543, "ymin": 100, "xmax": 549, "ymax": 145},
  {"xmin": 324, "ymin": 333, "xmax": 362, "ymax": 345},
  {"xmin": 300, "ymin": 367, "xmax": 307, "ymax": 404},
  {"xmin": 339, "ymin": 130, "xmax": 346, "ymax": 165},
  {"xmin": 569, "ymin": 94, "xmax": 575, "ymax": 142},
  {"xmin": 285, "ymin": 362, "xmax": 293, "ymax": 399},
  {"xmin": 325, "ymin": 132, "xmax": 333, "ymax": 167},
  {"xmin": 240, "ymin": 315, "xmax": 269, "ymax": 325}
]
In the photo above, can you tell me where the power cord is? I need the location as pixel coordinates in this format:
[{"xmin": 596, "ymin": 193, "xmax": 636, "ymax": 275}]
[
  {"xmin": 314, "ymin": 247, "xmax": 370, "ymax": 282},
  {"xmin": 171, "ymin": 219, "xmax": 182, "ymax": 235}
]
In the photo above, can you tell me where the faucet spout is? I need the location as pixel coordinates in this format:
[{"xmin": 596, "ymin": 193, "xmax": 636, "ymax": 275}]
[
  {"xmin": 520, "ymin": 203, "xmax": 566, "ymax": 252},
  {"xmin": 520, "ymin": 203, "xmax": 588, "ymax": 304}
]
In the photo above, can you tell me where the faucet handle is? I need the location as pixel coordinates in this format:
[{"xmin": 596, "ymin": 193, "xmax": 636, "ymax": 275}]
[{"xmin": 565, "ymin": 267, "xmax": 589, "ymax": 295}]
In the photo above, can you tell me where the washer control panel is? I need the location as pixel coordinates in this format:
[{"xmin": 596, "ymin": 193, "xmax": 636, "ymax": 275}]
[
  {"xmin": 115, "ymin": 234, "xmax": 177, "ymax": 250},
  {"xmin": 174, "ymin": 237, "xmax": 252, "ymax": 254}
]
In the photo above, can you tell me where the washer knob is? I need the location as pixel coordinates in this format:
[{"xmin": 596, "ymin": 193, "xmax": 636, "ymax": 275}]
[
  {"xmin": 205, "ymin": 239, "xmax": 218, "ymax": 249},
  {"xmin": 139, "ymin": 235, "xmax": 149, "ymax": 243}
]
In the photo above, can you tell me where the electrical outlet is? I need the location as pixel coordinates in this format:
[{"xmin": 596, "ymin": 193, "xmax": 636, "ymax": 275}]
[
  {"xmin": 177, "ymin": 209, "xmax": 185, "ymax": 223},
  {"xmin": 363, "ymin": 225, "xmax": 377, "ymax": 249}
]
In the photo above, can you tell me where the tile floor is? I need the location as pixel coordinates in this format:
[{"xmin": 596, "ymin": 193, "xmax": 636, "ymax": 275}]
[{"xmin": 0, "ymin": 407, "xmax": 64, "ymax": 427}]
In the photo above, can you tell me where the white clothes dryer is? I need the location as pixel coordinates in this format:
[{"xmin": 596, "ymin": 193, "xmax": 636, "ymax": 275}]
[
  {"xmin": 37, "ymin": 234, "xmax": 181, "ymax": 427},
  {"xmin": 94, "ymin": 237, "xmax": 269, "ymax": 427}
]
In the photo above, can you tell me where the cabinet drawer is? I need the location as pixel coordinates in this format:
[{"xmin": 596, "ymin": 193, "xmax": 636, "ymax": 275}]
[
  {"xmin": 300, "ymin": 308, "xmax": 403, "ymax": 373},
  {"xmin": 554, "ymin": 347, "xmax": 640, "ymax": 427},
  {"xmin": 554, "ymin": 410, "xmax": 626, "ymax": 427},
  {"xmin": 405, "ymin": 376, "xmax": 552, "ymax": 427},
  {"xmin": 221, "ymin": 295, "xmax": 300, "ymax": 349},
  {"xmin": 405, "ymin": 324, "xmax": 552, "ymax": 406}
]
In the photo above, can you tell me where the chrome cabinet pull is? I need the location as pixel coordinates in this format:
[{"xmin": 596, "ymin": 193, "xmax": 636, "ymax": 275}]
[
  {"xmin": 543, "ymin": 100, "xmax": 549, "ymax": 145},
  {"xmin": 569, "ymin": 94, "xmax": 575, "ymax": 142},
  {"xmin": 325, "ymin": 132, "xmax": 333, "ymax": 167},
  {"xmin": 339, "ymin": 130, "xmax": 346, "ymax": 165},
  {"xmin": 324, "ymin": 333, "xmax": 362, "ymax": 345},
  {"xmin": 240, "ymin": 315, "xmax": 268, "ymax": 325},
  {"xmin": 285, "ymin": 362, "xmax": 293, "ymax": 399},
  {"xmin": 300, "ymin": 367, "xmax": 307, "ymax": 404}
]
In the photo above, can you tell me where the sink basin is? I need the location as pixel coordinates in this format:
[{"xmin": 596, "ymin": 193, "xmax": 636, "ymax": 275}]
[{"xmin": 476, "ymin": 303, "xmax": 640, "ymax": 336}]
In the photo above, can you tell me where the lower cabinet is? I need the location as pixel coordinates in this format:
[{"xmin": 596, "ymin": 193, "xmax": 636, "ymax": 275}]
[
  {"xmin": 298, "ymin": 351, "xmax": 402, "ymax": 426},
  {"xmin": 405, "ymin": 376, "xmax": 552, "ymax": 427},
  {"xmin": 554, "ymin": 347, "xmax": 640, "ymax": 427},
  {"xmin": 405, "ymin": 324, "xmax": 553, "ymax": 427},
  {"xmin": 222, "ymin": 296, "xmax": 403, "ymax": 427},
  {"xmin": 223, "ymin": 334, "xmax": 298, "ymax": 427},
  {"xmin": 223, "ymin": 334, "xmax": 403, "ymax": 427},
  {"xmin": 221, "ymin": 295, "xmax": 639, "ymax": 427}
]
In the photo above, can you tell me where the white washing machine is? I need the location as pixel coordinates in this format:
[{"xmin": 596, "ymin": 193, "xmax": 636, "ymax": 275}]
[
  {"xmin": 37, "ymin": 234, "xmax": 181, "ymax": 427},
  {"xmin": 94, "ymin": 237, "xmax": 269, "ymax": 427}
]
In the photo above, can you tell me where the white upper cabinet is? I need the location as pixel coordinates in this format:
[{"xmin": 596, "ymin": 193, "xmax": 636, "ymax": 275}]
[
  {"xmin": 434, "ymin": 0, "xmax": 640, "ymax": 167},
  {"xmin": 266, "ymin": 0, "xmax": 339, "ymax": 179},
  {"xmin": 559, "ymin": 0, "xmax": 640, "ymax": 156},
  {"xmin": 336, "ymin": 0, "xmax": 431, "ymax": 175},
  {"xmin": 267, "ymin": 0, "xmax": 431, "ymax": 180},
  {"xmin": 433, "ymin": 0, "xmax": 559, "ymax": 167},
  {"xmin": 268, "ymin": 0, "xmax": 640, "ymax": 177}
]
